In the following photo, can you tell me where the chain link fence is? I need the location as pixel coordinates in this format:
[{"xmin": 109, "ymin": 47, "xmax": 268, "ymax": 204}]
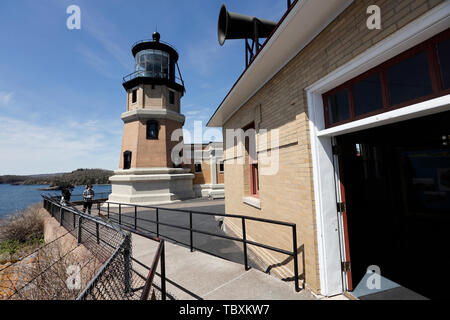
[{"xmin": 0, "ymin": 197, "xmax": 164, "ymax": 300}]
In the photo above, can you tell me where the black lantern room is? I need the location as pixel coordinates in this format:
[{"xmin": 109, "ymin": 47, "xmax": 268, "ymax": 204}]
[{"xmin": 123, "ymin": 32, "xmax": 185, "ymax": 95}]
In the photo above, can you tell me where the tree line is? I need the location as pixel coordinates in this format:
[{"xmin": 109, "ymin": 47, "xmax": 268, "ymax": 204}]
[{"xmin": 0, "ymin": 169, "xmax": 113, "ymax": 188}]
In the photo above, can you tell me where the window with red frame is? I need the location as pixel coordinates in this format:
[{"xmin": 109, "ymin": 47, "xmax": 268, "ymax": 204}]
[
  {"xmin": 250, "ymin": 162, "xmax": 259, "ymax": 196},
  {"xmin": 244, "ymin": 122, "xmax": 259, "ymax": 197},
  {"xmin": 323, "ymin": 29, "xmax": 450, "ymax": 128}
]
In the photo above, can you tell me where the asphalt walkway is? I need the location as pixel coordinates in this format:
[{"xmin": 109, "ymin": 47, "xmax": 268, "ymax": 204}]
[
  {"xmin": 79, "ymin": 199, "xmax": 317, "ymax": 300},
  {"xmin": 98, "ymin": 199, "xmax": 262, "ymax": 270}
]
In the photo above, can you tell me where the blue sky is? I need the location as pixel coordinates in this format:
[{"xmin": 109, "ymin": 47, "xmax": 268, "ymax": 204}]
[{"xmin": 0, "ymin": 0, "xmax": 287, "ymax": 175}]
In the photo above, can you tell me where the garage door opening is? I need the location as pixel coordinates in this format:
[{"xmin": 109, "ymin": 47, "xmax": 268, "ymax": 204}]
[{"xmin": 337, "ymin": 110, "xmax": 450, "ymax": 299}]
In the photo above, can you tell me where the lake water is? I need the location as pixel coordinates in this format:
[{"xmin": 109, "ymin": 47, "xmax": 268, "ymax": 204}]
[{"xmin": 0, "ymin": 184, "xmax": 112, "ymax": 218}]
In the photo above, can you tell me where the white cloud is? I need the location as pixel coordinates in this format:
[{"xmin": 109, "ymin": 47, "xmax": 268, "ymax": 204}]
[
  {"xmin": 0, "ymin": 116, "xmax": 122, "ymax": 175},
  {"xmin": 0, "ymin": 91, "xmax": 14, "ymax": 106}
]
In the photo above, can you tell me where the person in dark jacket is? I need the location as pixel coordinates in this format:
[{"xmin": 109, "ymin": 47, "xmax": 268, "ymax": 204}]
[
  {"xmin": 60, "ymin": 188, "xmax": 72, "ymax": 206},
  {"xmin": 82, "ymin": 185, "xmax": 95, "ymax": 215}
]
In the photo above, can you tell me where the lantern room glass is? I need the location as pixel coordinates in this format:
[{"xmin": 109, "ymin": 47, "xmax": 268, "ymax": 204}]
[{"xmin": 135, "ymin": 49, "xmax": 170, "ymax": 79}]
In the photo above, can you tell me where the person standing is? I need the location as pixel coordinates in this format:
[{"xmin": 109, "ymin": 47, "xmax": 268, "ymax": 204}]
[
  {"xmin": 82, "ymin": 185, "xmax": 95, "ymax": 215},
  {"xmin": 60, "ymin": 188, "xmax": 71, "ymax": 207}
]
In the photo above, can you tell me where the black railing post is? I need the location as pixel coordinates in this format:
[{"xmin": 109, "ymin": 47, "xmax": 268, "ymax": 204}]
[
  {"xmin": 292, "ymin": 225, "xmax": 300, "ymax": 292},
  {"xmin": 50, "ymin": 202, "xmax": 54, "ymax": 217},
  {"xmin": 161, "ymin": 241, "xmax": 167, "ymax": 301},
  {"xmin": 156, "ymin": 208, "xmax": 160, "ymax": 238},
  {"xmin": 78, "ymin": 216, "xmax": 83, "ymax": 244},
  {"xmin": 73, "ymin": 211, "xmax": 76, "ymax": 228},
  {"xmin": 124, "ymin": 234, "xmax": 132, "ymax": 294},
  {"xmin": 107, "ymin": 202, "xmax": 110, "ymax": 219},
  {"xmin": 242, "ymin": 218, "xmax": 249, "ymax": 271},
  {"xmin": 119, "ymin": 204, "xmax": 122, "ymax": 225},
  {"xmin": 96, "ymin": 222, "xmax": 100, "ymax": 245},
  {"xmin": 189, "ymin": 211, "xmax": 194, "ymax": 252},
  {"xmin": 134, "ymin": 206, "xmax": 138, "ymax": 230},
  {"xmin": 60, "ymin": 207, "xmax": 64, "ymax": 226}
]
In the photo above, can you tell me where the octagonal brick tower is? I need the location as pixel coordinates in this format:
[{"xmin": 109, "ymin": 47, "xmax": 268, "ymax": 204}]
[{"xmin": 108, "ymin": 32, "xmax": 195, "ymax": 205}]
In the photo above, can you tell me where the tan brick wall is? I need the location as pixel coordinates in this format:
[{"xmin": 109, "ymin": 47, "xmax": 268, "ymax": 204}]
[
  {"xmin": 191, "ymin": 162, "xmax": 211, "ymax": 185},
  {"xmin": 142, "ymin": 85, "xmax": 181, "ymax": 113},
  {"xmin": 120, "ymin": 118, "xmax": 184, "ymax": 169},
  {"xmin": 126, "ymin": 85, "xmax": 181, "ymax": 113},
  {"xmin": 143, "ymin": 85, "xmax": 163, "ymax": 109},
  {"xmin": 222, "ymin": 0, "xmax": 443, "ymax": 294},
  {"xmin": 187, "ymin": 158, "xmax": 213, "ymax": 185},
  {"xmin": 184, "ymin": 144, "xmax": 225, "ymax": 186},
  {"xmin": 217, "ymin": 165, "xmax": 224, "ymax": 184},
  {"xmin": 119, "ymin": 121, "xmax": 139, "ymax": 169},
  {"xmin": 127, "ymin": 86, "xmax": 144, "ymax": 112}
]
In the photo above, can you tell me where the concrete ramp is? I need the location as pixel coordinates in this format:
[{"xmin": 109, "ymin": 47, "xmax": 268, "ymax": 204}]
[{"xmin": 131, "ymin": 234, "xmax": 315, "ymax": 300}]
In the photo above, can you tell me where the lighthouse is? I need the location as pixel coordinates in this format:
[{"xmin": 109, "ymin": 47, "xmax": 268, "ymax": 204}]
[{"xmin": 108, "ymin": 32, "xmax": 195, "ymax": 205}]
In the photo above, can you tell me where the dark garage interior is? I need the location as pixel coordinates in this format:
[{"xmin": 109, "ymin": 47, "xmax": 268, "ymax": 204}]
[{"xmin": 337, "ymin": 110, "xmax": 450, "ymax": 299}]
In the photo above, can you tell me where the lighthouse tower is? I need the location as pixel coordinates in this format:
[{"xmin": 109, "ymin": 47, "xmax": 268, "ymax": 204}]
[{"xmin": 108, "ymin": 32, "xmax": 195, "ymax": 205}]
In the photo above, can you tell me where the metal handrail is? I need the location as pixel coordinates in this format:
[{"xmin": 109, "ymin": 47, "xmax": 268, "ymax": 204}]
[
  {"xmin": 122, "ymin": 70, "xmax": 185, "ymax": 85},
  {"xmin": 65, "ymin": 192, "xmax": 111, "ymax": 198},
  {"xmin": 106, "ymin": 201, "xmax": 296, "ymax": 227},
  {"xmin": 123, "ymin": 70, "xmax": 168, "ymax": 82},
  {"xmin": 103, "ymin": 201, "xmax": 302, "ymax": 292},
  {"xmin": 140, "ymin": 240, "xmax": 165, "ymax": 300},
  {"xmin": 43, "ymin": 196, "xmax": 125, "ymax": 234}
]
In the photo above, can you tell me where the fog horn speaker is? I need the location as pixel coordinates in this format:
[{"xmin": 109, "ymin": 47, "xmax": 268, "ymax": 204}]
[{"xmin": 218, "ymin": 4, "xmax": 277, "ymax": 46}]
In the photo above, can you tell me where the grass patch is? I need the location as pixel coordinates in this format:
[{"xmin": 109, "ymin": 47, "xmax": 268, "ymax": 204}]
[
  {"xmin": 0, "ymin": 204, "xmax": 45, "ymax": 264},
  {"xmin": 0, "ymin": 238, "xmax": 45, "ymax": 265}
]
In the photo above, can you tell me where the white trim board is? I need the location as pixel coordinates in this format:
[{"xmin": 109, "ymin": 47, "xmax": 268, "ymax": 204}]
[
  {"xmin": 306, "ymin": 2, "xmax": 450, "ymax": 297},
  {"xmin": 318, "ymin": 95, "xmax": 450, "ymax": 137}
]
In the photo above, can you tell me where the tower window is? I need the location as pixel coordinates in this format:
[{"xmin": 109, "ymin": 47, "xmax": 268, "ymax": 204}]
[
  {"xmin": 146, "ymin": 120, "xmax": 159, "ymax": 140},
  {"xmin": 195, "ymin": 163, "xmax": 202, "ymax": 173},
  {"xmin": 135, "ymin": 49, "xmax": 170, "ymax": 79},
  {"xmin": 123, "ymin": 151, "xmax": 132, "ymax": 170},
  {"xmin": 169, "ymin": 91, "xmax": 175, "ymax": 105},
  {"xmin": 219, "ymin": 162, "xmax": 224, "ymax": 173},
  {"xmin": 132, "ymin": 89, "xmax": 137, "ymax": 104}
]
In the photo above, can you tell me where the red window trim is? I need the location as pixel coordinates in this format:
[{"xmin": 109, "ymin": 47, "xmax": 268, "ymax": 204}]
[
  {"xmin": 323, "ymin": 28, "xmax": 450, "ymax": 128},
  {"xmin": 250, "ymin": 163, "xmax": 259, "ymax": 197},
  {"xmin": 243, "ymin": 122, "xmax": 260, "ymax": 197}
]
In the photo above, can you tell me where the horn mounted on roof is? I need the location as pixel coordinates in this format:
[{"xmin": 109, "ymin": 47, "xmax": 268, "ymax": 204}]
[{"xmin": 217, "ymin": 4, "xmax": 277, "ymax": 67}]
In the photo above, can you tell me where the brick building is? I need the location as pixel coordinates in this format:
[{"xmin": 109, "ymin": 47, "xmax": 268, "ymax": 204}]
[
  {"xmin": 208, "ymin": 0, "xmax": 450, "ymax": 299},
  {"xmin": 184, "ymin": 142, "xmax": 225, "ymax": 199}
]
